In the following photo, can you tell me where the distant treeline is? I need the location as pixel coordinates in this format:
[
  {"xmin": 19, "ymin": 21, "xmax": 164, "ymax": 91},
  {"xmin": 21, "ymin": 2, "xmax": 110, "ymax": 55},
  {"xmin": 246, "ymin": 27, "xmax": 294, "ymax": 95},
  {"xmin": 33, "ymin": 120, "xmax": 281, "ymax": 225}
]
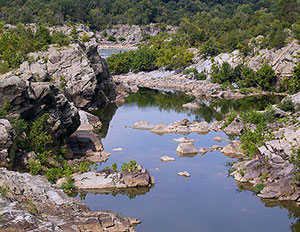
[{"xmin": 0, "ymin": 0, "xmax": 299, "ymax": 31}]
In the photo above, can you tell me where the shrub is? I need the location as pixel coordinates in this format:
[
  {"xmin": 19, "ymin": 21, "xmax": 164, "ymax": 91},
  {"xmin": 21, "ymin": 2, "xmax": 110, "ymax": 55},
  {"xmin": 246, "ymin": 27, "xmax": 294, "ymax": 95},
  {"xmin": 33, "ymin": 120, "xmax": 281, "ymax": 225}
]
[
  {"xmin": 121, "ymin": 159, "xmax": 139, "ymax": 172},
  {"xmin": 102, "ymin": 31, "xmax": 108, "ymax": 37},
  {"xmin": 223, "ymin": 110, "xmax": 236, "ymax": 128},
  {"xmin": 111, "ymin": 163, "xmax": 118, "ymax": 173},
  {"xmin": 108, "ymin": 35, "xmax": 117, "ymax": 42},
  {"xmin": 61, "ymin": 177, "xmax": 76, "ymax": 195},
  {"xmin": 29, "ymin": 160, "xmax": 42, "ymax": 175},
  {"xmin": 255, "ymin": 64, "xmax": 276, "ymax": 91},
  {"xmin": 52, "ymin": 31, "xmax": 70, "ymax": 46},
  {"xmin": 0, "ymin": 100, "xmax": 12, "ymax": 118},
  {"xmin": 278, "ymin": 97, "xmax": 298, "ymax": 113},
  {"xmin": 81, "ymin": 33, "xmax": 91, "ymax": 43},
  {"xmin": 118, "ymin": 36, "xmax": 126, "ymax": 42}
]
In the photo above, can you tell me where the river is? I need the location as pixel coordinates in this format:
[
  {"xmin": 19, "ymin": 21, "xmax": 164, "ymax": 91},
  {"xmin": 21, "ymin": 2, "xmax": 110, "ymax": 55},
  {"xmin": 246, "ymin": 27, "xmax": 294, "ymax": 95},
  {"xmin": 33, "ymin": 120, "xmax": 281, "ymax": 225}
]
[{"xmin": 76, "ymin": 87, "xmax": 300, "ymax": 232}]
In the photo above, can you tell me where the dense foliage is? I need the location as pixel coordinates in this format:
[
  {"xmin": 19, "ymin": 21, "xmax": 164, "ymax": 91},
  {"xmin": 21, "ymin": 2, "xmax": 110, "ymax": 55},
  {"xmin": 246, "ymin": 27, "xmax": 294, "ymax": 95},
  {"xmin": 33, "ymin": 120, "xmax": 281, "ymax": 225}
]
[{"xmin": 0, "ymin": 23, "xmax": 70, "ymax": 73}]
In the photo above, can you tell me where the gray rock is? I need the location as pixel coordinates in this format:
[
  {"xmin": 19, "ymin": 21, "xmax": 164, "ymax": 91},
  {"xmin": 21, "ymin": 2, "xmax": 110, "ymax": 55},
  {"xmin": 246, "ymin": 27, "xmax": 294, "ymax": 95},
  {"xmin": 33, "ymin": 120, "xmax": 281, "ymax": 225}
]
[
  {"xmin": 0, "ymin": 168, "xmax": 137, "ymax": 232},
  {"xmin": 221, "ymin": 140, "xmax": 245, "ymax": 158},
  {"xmin": 177, "ymin": 171, "xmax": 190, "ymax": 177},
  {"xmin": 199, "ymin": 147, "xmax": 208, "ymax": 155},
  {"xmin": 176, "ymin": 142, "xmax": 198, "ymax": 156},
  {"xmin": 160, "ymin": 156, "xmax": 175, "ymax": 162}
]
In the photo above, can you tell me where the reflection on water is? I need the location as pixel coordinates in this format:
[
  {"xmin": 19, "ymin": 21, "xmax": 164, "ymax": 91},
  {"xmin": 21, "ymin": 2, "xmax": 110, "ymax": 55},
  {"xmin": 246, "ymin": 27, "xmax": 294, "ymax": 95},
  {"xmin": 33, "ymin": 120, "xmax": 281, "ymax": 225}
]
[
  {"xmin": 78, "ymin": 186, "xmax": 153, "ymax": 200},
  {"xmin": 126, "ymin": 88, "xmax": 284, "ymax": 123},
  {"xmin": 80, "ymin": 88, "xmax": 296, "ymax": 232}
]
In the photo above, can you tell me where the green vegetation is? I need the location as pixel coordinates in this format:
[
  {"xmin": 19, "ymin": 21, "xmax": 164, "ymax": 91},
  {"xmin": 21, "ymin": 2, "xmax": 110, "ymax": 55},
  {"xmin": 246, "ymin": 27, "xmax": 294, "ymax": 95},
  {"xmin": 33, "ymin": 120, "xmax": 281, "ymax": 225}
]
[
  {"xmin": 278, "ymin": 97, "xmax": 300, "ymax": 113},
  {"xmin": 223, "ymin": 110, "xmax": 236, "ymax": 128},
  {"xmin": 210, "ymin": 62, "xmax": 277, "ymax": 91},
  {"xmin": 0, "ymin": 23, "xmax": 70, "ymax": 73},
  {"xmin": 0, "ymin": 186, "xmax": 10, "ymax": 199},
  {"xmin": 183, "ymin": 68, "xmax": 207, "ymax": 80},
  {"xmin": 61, "ymin": 177, "xmax": 76, "ymax": 195},
  {"xmin": 253, "ymin": 183, "xmax": 266, "ymax": 194},
  {"xmin": 121, "ymin": 159, "xmax": 139, "ymax": 172},
  {"xmin": 6, "ymin": 113, "xmax": 93, "ymax": 183},
  {"xmin": 105, "ymin": 160, "xmax": 139, "ymax": 173}
]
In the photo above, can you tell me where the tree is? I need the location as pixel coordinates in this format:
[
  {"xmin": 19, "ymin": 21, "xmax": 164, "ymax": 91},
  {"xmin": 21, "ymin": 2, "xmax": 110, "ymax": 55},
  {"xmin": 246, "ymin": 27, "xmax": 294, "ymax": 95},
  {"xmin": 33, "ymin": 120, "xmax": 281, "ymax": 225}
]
[{"xmin": 255, "ymin": 64, "xmax": 276, "ymax": 91}]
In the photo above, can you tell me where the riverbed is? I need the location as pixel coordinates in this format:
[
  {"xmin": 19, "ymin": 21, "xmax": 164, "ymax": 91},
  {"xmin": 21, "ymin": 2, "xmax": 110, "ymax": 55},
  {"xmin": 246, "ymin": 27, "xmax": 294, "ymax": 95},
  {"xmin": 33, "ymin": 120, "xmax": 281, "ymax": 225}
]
[{"xmin": 76, "ymin": 88, "xmax": 300, "ymax": 232}]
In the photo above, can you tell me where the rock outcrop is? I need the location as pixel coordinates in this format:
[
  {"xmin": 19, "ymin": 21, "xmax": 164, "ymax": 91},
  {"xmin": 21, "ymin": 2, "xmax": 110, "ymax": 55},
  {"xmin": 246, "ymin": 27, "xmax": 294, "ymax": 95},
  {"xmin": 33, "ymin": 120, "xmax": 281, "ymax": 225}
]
[
  {"xmin": 231, "ymin": 127, "xmax": 300, "ymax": 201},
  {"xmin": 13, "ymin": 42, "xmax": 117, "ymax": 110},
  {"xmin": 0, "ymin": 168, "xmax": 138, "ymax": 232},
  {"xmin": 0, "ymin": 75, "xmax": 80, "ymax": 143},
  {"xmin": 0, "ymin": 119, "xmax": 13, "ymax": 167},
  {"xmin": 191, "ymin": 39, "xmax": 300, "ymax": 78}
]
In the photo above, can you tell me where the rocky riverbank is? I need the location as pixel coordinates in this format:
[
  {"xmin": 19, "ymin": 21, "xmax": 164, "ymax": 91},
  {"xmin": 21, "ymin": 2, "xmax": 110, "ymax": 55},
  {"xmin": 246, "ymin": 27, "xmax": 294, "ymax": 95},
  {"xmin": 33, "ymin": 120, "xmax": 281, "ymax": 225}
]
[
  {"xmin": 0, "ymin": 168, "xmax": 139, "ymax": 232},
  {"xmin": 113, "ymin": 70, "xmax": 287, "ymax": 102},
  {"xmin": 0, "ymin": 27, "xmax": 145, "ymax": 230}
]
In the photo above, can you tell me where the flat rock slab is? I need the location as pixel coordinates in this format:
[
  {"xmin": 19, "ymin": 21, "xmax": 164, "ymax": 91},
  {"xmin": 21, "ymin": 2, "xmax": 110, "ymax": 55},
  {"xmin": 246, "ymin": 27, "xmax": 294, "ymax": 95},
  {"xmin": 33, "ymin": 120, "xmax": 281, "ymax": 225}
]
[
  {"xmin": 71, "ymin": 169, "xmax": 155, "ymax": 191},
  {"xmin": 160, "ymin": 156, "xmax": 175, "ymax": 162},
  {"xmin": 176, "ymin": 142, "xmax": 198, "ymax": 156}
]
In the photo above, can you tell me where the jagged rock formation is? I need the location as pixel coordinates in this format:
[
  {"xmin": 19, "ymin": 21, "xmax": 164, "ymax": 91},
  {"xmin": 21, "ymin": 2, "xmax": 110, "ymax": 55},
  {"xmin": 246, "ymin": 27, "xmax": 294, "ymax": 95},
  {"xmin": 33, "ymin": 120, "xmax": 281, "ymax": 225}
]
[
  {"xmin": 12, "ymin": 42, "xmax": 117, "ymax": 109},
  {"xmin": 0, "ymin": 75, "xmax": 80, "ymax": 142},
  {"xmin": 0, "ymin": 168, "xmax": 138, "ymax": 232},
  {"xmin": 231, "ymin": 127, "xmax": 300, "ymax": 201}
]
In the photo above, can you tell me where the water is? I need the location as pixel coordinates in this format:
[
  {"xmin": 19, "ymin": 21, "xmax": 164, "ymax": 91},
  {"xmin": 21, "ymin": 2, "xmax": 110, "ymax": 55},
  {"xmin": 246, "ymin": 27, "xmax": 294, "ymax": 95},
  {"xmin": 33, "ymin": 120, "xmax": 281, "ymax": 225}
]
[
  {"xmin": 78, "ymin": 89, "xmax": 300, "ymax": 232},
  {"xmin": 99, "ymin": 48, "xmax": 132, "ymax": 59}
]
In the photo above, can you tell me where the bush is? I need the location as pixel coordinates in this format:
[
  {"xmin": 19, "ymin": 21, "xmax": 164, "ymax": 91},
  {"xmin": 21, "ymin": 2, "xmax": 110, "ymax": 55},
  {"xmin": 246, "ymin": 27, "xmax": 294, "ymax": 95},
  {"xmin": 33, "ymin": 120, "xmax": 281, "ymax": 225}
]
[
  {"xmin": 118, "ymin": 36, "xmax": 126, "ymax": 42},
  {"xmin": 61, "ymin": 177, "xmax": 76, "ymax": 195},
  {"xmin": 52, "ymin": 31, "xmax": 70, "ymax": 46},
  {"xmin": 183, "ymin": 68, "xmax": 206, "ymax": 80},
  {"xmin": 108, "ymin": 35, "xmax": 117, "ymax": 42},
  {"xmin": 223, "ymin": 110, "xmax": 237, "ymax": 128},
  {"xmin": 255, "ymin": 64, "xmax": 276, "ymax": 91},
  {"xmin": 121, "ymin": 159, "xmax": 139, "ymax": 172},
  {"xmin": 81, "ymin": 33, "xmax": 91, "ymax": 43},
  {"xmin": 278, "ymin": 97, "xmax": 298, "ymax": 113}
]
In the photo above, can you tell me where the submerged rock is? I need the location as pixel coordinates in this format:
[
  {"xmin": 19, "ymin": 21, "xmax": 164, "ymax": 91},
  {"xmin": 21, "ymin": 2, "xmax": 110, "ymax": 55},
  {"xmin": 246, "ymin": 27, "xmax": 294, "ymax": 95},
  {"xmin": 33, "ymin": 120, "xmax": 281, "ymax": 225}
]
[
  {"xmin": 213, "ymin": 136, "xmax": 222, "ymax": 142},
  {"xmin": 132, "ymin": 120, "xmax": 155, "ymax": 130},
  {"xmin": 172, "ymin": 137, "xmax": 197, "ymax": 143}
]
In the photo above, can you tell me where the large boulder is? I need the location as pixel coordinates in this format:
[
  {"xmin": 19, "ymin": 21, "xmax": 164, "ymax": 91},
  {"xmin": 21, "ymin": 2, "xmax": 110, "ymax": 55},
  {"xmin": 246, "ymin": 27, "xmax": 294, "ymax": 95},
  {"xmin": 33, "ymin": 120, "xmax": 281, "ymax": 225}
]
[{"xmin": 16, "ymin": 42, "xmax": 117, "ymax": 110}]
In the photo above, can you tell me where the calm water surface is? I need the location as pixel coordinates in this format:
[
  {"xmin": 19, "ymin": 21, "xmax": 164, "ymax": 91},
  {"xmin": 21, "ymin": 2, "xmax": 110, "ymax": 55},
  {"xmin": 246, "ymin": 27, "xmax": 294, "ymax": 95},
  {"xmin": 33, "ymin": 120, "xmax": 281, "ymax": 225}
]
[{"xmin": 78, "ymin": 89, "xmax": 300, "ymax": 232}]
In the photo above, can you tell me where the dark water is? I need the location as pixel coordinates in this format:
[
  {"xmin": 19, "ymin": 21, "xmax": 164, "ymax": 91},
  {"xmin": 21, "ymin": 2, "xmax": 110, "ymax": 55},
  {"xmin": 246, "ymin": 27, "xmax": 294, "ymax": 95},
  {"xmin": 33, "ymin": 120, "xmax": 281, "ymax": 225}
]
[{"xmin": 78, "ymin": 89, "xmax": 300, "ymax": 232}]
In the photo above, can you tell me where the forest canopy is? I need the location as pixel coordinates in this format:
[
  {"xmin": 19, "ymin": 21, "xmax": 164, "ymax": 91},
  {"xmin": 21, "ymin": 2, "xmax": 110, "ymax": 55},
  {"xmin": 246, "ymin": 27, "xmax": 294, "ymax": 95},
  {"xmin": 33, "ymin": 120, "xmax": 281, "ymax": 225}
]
[{"xmin": 0, "ymin": 0, "xmax": 299, "ymax": 30}]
